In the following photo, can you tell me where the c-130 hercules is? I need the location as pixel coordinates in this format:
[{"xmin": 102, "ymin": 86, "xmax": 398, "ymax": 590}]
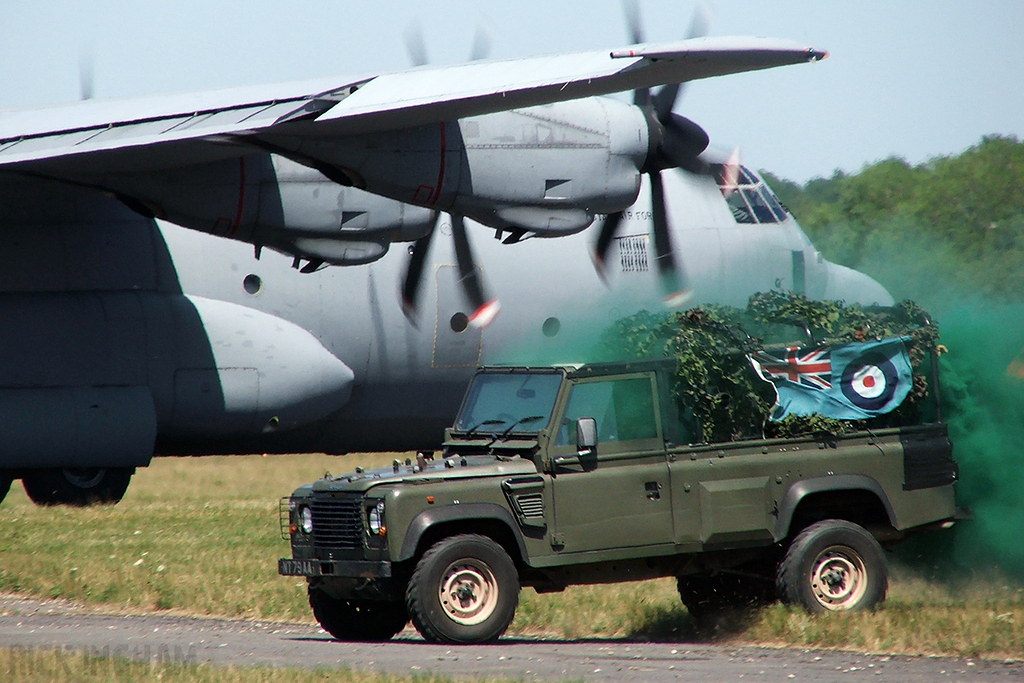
[{"xmin": 0, "ymin": 17, "xmax": 887, "ymax": 506}]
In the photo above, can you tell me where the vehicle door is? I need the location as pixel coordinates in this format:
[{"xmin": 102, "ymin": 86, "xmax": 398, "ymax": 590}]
[{"xmin": 547, "ymin": 373, "xmax": 671, "ymax": 554}]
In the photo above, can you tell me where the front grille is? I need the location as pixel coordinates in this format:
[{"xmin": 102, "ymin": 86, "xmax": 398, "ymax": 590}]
[{"xmin": 311, "ymin": 496, "xmax": 363, "ymax": 550}]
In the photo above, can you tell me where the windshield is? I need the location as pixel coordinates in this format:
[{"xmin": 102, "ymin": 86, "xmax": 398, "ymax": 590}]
[{"xmin": 455, "ymin": 372, "xmax": 563, "ymax": 434}]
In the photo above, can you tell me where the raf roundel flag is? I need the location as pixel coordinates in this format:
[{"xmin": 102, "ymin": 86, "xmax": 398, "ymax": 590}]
[{"xmin": 749, "ymin": 338, "xmax": 913, "ymax": 421}]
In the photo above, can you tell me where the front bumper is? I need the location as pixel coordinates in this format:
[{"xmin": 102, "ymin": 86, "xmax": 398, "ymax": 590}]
[{"xmin": 278, "ymin": 557, "xmax": 392, "ymax": 578}]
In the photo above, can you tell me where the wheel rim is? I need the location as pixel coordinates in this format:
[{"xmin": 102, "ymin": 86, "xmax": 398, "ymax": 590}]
[
  {"xmin": 62, "ymin": 468, "xmax": 105, "ymax": 489},
  {"xmin": 809, "ymin": 544, "xmax": 867, "ymax": 610},
  {"xmin": 438, "ymin": 558, "xmax": 499, "ymax": 626}
]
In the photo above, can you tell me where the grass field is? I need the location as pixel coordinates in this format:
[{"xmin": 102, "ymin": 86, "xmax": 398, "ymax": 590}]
[
  {"xmin": 1, "ymin": 453, "xmax": 1023, "ymax": 659},
  {"xmin": 0, "ymin": 647, "xmax": 516, "ymax": 683}
]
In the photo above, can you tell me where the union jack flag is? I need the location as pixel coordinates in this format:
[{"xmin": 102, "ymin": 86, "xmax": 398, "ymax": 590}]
[{"xmin": 750, "ymin": 346, "xmax": 832, "ymax": 391}]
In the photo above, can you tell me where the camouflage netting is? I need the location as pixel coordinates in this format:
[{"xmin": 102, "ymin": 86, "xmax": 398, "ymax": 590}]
[{"xmin": 594, "ymin": 291, "xmax": 942, "ymax": 444}]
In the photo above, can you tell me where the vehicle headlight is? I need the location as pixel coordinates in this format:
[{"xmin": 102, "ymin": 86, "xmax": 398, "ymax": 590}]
[
  {"xmin": 367, "ymin": 501, "xmax": 386, "ymax": 536},
  {"xmin": 299, "ymin": 505, "xmax": 313, "ymax": 534}
]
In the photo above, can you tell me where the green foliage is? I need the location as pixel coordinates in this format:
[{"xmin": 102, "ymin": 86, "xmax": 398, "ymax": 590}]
[
  {"xmin": 596, "ymin": 292, "xmax": 939, "ymax": 443},
  {"xmin": 771, "ymin": 135, "xmax": 1024, "ymax": 301}
]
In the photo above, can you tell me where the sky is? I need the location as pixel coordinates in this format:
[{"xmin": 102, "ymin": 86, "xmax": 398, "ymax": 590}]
[{"xmin": 2, "ymin": 0, "xmax": 1022, "ymax": 183}]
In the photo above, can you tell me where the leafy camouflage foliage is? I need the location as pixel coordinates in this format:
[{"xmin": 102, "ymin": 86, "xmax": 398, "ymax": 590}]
[{"xmin": 596, "ymin": 292, "xmax": 941, "ymax": 444}]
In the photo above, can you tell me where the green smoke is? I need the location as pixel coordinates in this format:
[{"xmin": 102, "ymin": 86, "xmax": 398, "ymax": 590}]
[
  {"xmin": 813, "ymin": 232, "xmax": 1024, "ymax": 575},
  {"xmin": 920, "ymin": 302, "xmax": 1024, "ymax": 574}
]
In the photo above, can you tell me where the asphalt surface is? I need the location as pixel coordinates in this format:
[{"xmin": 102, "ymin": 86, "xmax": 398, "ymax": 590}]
[{"xmin": 1, "ymin": 594, "xmax": 1022, "ymax": 682}]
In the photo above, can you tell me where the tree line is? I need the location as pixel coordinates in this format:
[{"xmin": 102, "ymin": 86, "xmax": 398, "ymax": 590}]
[{"xmin": 762, "ymin": 134, "xmax": 1024, "ymax": 305}]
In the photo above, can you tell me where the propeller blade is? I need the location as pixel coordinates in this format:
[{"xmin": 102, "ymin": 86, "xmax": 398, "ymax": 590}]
[
  {"xmin": 621, "ymin": 0, "xmax": 652, "ymax": 107},
  {"xmin": 654, "ymin": 3, "xmax": 711, "ymax": 118},
  {"xmin": 403, "ymin": 20, "xmax": 429, "ymax": 67},
  {"xmin": 592, "ymin": 210, "xmax": 625, "ymax": 282},
  {"xmin": 469, "ymin": 26, "xmax": 492, "ymax": 61},
  {"xmin": 721, "ymin": 147, "xmax": 742, "ymax": 197},
  {"xmin": 651, "ymin": 84, "xmax": 678, "ymax": 122},
  {"xmin": 685, "ymin": 1, "xmax": 712, "ymax": 41},
  {"xmin": 623, "ymin": 0, "xmax": 644, "ymax": 45},
  {"xmin": 400, "ymin": 211, "xmax": 440, "ymax": 326},
  {"xmin": 649, "ymin": 171, "xmax": 691, "ymax": 307},
  {"xmin": 451, "ymin": 215, "xmax": 500, "ymax": 327},
  {"xmin": 79, "ymin": 53, "xmax": 94, "ymax": 101}
]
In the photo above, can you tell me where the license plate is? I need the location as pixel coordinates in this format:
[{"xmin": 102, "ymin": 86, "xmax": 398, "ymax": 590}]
[{"xmin": 278, "ymin": 558, "xmax": 318, "ymax": 576}]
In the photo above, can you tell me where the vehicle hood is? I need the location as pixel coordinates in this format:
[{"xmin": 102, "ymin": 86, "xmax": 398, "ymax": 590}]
[{"xmin": 307, "ymin": 455, "xmax": 540, "ymax": 494}]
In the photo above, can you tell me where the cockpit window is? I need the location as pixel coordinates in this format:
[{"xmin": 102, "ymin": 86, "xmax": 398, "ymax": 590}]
[
  {"xmin": 744, "ymin": 188, "xmax": 776, "ymax": 223},
  {"xmin": 726, "ymin": 191, "xmax": 754, "ymax": 224},
  {"xmin": 760, "ymin": 187, "xmax": 789, "ymax": 222},
  {"xmin": 712, "ymin": 164, "xmax": 790, "ymax": 225}
]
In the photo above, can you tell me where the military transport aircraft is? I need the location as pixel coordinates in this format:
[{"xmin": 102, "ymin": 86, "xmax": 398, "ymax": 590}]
[{"xmin": 0, "ymin": 31, "xmax": 869, "ymax": 506}]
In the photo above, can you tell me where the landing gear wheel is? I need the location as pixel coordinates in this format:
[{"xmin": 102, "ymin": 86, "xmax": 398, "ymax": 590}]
[
  {"xmin": 406, "ymin": 534, "xmax": 519, "ymax": 644},
  {"xmin": 22, "ymin": 467, "xmax": 134, "ymax": 506},
  {"xmin": 0, "ymin": 472, "xmax": 11, "ymax": 505},
  {"xmin": 776, "ymin": 519, "xmax": 888, "ymax": 613},
  {"xmin": 308, "ymin": 586, "xmax": 408, "ymax": 641}
]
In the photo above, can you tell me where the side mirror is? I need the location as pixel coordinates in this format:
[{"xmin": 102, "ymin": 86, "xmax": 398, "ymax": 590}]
[{"xmin": 576, "ymin": 417, "xmax": 598, "ymax": 455}]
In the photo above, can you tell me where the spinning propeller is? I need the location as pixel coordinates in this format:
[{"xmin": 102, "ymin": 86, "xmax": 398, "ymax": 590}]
[
  {"xmin": 593, "ymin": 1, "xmax": 725, "ymax": 308},
  {"xmin": 400, "ymin": 23, "xmax": 500, "ymax": 329},
  {"xmin": 401, "ymin": 212, "xmax": 500, "ymax": 329},
  {"xmin": 79, "ymin": 52, "xmax": 94, "ymax": 101}
]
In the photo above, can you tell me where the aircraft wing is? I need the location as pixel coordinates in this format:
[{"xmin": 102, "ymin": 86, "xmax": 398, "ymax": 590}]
[{"xmin": 0, "ymin": 37, "xmax": 824, "ymax": 173}]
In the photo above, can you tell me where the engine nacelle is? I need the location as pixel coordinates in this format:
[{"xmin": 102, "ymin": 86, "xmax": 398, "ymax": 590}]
[
  {"xmin": 269, "ymin": 97, "xmax": 650, "ymax": 236},
  {"xmin": 89, "ymin": 154, "xmax": 434, "ymax": 266}
]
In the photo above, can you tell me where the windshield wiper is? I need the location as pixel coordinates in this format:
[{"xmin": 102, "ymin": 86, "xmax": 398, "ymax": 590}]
[
  {"xmin": 495, "ymin": 415, "xmax": 546, "ymax": 441},
  {"xmin": 464, "ymin": 419, "xmax": 506, "ymax": 436}
]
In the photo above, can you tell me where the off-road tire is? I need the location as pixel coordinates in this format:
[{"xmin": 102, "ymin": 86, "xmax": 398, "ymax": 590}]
[
  {"xmin": 406, "ymin": 534, "xmax": 519, "ymax": 644},
  {"xmin": 22, "ymin": 467, "xmax": 134, "ymax": 506},
  {"xmin": 777, "ymin": 519, "xmax": 888, "ymax": 613},
  {"xmin": 308, "ymin": 586, "xmax": 408, "ymax": 641}
]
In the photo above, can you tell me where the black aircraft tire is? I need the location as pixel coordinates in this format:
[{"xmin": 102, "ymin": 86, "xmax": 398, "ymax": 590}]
[
  {"xmin": 22, "ymin": 467, "xmax": 134, "ymax": 506},
  {"xmin": 308, "ymin": 587, "xmax": 408, "ymax": 642},
  {"xmin": 776, "ymin": 519, "xmax": 888, "ymax": 613},
  {"xmin": 406, "ymin": 534, "xmax": 519, "ymax": 644},
  {"xmin": 0, "ymin": 473, "xmax": 11, "ymax": 505}
]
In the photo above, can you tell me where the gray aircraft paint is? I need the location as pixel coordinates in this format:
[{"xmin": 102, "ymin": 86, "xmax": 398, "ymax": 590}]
[
  {"xmin": 0, "ymin": 34, "xmax": 835, "ymax": 502},
  {"xmin": 152, "ymin": 161, "xmax": 891, "ymax": 453}
]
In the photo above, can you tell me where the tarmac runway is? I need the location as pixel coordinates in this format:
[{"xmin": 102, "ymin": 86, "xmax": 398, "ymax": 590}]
[{"xmin": 1, "ymin": 594, "xmax": 1021, "ymax": 682}]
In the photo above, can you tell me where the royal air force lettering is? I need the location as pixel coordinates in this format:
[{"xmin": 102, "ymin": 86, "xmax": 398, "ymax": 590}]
[{"xmin": 749, "ymin": 337, "xmax": 913, "ymax": 421}]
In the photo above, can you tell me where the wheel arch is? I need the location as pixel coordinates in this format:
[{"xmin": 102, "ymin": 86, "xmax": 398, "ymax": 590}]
[
  {"xmin": 774, "ymin": 475, "xmax": 896, "ymax": 542},
  {"xmin": 397, "ymin": 503, "xmax": 528, "ymax": 567}
]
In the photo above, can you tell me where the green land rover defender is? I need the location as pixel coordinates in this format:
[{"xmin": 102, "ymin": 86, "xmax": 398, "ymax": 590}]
[{"xmin": 279, "ymin": 358, "xmax": 959, "ymax": 644}]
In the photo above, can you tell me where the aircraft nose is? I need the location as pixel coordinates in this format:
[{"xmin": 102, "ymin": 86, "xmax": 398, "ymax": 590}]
[
  {"xmin": 821, "ymin": 263, "xmax": 895, "ymax": 306},
  {"xmin": 176, "ymin": 296, "xmax": 354, "ymax": 437}
]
